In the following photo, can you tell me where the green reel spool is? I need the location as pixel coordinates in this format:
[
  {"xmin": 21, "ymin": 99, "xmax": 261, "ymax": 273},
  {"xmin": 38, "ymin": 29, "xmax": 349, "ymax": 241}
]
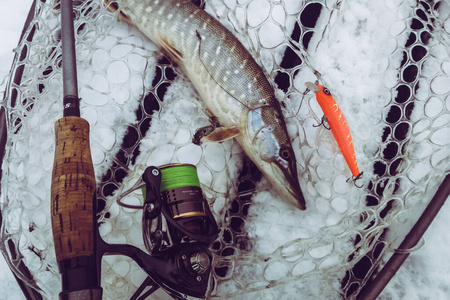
[
  {"xmin": 142, "ymin": 164, "xmax": 206, "ymax": 219},
  {"xmin": 159, "ymin": 164, "xmax": 200, "ymax": 191}
]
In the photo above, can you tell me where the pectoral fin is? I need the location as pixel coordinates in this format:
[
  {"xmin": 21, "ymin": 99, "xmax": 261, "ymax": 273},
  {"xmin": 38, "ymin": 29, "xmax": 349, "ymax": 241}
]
[
  {"xmin": 202, "ymin": 125, "xmax": 241, "ymax": 142},
  {"xmin": 158, "ymin": 35, "xmax": 183, "ymax": 66}
]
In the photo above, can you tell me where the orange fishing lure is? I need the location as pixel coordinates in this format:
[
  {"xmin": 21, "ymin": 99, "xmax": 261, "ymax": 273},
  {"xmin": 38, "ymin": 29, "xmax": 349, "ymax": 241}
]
[{"xmin": 305, "ymin": 82, "xmax": 362, "ymax": 179}]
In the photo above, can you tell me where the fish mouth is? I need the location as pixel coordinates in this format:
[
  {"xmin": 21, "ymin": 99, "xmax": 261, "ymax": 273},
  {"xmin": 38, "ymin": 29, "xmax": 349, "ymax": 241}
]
[
  {"xmin": 273, "ymin": 160, "xmax": 306, "ymax": 210},
  {"xmin": 305, "ymin": 82, "xmax": 321, "ymax": 94}
]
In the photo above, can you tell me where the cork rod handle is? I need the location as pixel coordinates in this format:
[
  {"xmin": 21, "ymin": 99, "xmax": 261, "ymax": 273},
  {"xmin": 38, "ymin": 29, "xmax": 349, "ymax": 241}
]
[{"xmin": 51, "ymin": 117, "xmax": 96, "ymax": 262}]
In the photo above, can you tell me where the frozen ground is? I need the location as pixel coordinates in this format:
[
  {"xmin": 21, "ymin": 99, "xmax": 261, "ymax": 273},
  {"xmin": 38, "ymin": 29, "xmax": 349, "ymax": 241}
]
[{"xmin": 0, "ymin": 1, "xmax": 449, "ymax": 299}]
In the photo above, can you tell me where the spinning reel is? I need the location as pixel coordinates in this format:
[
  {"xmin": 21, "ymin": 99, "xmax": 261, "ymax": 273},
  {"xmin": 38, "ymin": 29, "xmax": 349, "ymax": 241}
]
[
  {"xmin": 132, "ymin": 164, "xmax": 219, "ymax": 299},
  {"xmin": 142, "ymin": 164, "xmax": 218, "ymax": 254}
]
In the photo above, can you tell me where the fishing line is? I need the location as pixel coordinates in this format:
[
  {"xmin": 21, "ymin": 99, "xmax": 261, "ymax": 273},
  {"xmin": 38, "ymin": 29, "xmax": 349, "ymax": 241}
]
[
  {"xmin": 116, "ymin": 180, "xmax": 146, "ymax": 209},
  {"xmin": 160, "ymin": 164, "xmax": 200, "ymax": 191},
  {"xmin": 293, "ymin": 79, "xmax": 320, "ymax": 118},
  {"xmin": 116, "ymin": 164, "xmax": 201, "ymax": 209},
  {"xmin": 292, "ymin": 87, "xmax": 310, "ymax": 118}
]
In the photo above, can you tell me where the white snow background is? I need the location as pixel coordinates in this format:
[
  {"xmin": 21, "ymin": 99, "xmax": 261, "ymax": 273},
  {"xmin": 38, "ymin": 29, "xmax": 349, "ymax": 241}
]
[{"xmin": 0, "ymin": 1, "xmax": 449, "ymax": 299}]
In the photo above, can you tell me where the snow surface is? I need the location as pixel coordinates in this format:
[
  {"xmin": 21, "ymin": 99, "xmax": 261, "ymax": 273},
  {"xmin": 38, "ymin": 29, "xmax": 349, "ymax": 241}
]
[{"xmin": 0, "ymin": 0, "xmax": 449, "ymax": 299}]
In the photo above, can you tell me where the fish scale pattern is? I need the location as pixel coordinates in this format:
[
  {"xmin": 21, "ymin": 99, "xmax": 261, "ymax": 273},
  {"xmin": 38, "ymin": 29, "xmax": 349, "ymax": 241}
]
[{"xmin": 0, "ymin": 0, "xmax": 449, "ymax": 299}]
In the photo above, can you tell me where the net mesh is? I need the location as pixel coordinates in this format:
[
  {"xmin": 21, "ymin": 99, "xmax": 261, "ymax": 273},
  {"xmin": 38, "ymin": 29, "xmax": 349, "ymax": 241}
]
[{"xmin": 0, "ymin": 0, "xmax": 449, "ymax": 299}]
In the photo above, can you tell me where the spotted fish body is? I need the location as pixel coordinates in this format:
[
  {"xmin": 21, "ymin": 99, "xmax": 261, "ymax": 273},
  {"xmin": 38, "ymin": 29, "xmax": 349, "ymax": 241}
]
[{"xmin": 111, "ymin": 0, "xmax": 306, "ymax": 209}]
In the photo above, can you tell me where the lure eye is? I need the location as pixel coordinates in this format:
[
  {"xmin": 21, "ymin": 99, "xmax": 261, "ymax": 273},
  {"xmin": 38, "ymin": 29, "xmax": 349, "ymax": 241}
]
[
  {"xmin": 323, "ymin": 88, "xmax": 331, "ymax": 95},
  {"xmin": 280, "ymin": 147, "xmax": 292, "ymax": 160}
]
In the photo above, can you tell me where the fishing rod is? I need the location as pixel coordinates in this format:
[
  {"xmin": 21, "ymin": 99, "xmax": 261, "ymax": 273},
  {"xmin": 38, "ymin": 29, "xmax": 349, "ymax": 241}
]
[
  {"xmin": 51, "ymin": 2, "xmax": 218, "ymax": 298},
  {"xmin": 51, "ymin": 0, "xmax": 102, "ymax": 298}
]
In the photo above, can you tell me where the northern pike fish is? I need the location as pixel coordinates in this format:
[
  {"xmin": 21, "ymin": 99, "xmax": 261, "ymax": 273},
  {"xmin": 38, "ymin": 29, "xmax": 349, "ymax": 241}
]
[{"xmin": 108, "ymin": 0, "xmax": 306, "ymax": 209}]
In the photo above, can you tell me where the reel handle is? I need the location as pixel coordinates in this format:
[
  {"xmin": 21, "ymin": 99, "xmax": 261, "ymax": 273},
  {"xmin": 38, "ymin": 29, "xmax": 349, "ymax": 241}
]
[
  {"xmin": 142, "ymin": 166, "xmax": 162, "ymax": 219},
  {"xmin": 51, "ymin": 117, "xmax": 102, "ymax": 299}
]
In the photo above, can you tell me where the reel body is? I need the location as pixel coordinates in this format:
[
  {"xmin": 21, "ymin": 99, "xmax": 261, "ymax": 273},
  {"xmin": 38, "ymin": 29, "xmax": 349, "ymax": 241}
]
[{"xmin": 134, "ymin": 164, "xmax": 219, "ymax": 298}]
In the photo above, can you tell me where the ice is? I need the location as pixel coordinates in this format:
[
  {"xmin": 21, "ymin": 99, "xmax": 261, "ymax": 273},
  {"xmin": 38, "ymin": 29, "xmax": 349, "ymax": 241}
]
[
  {"xmin": 172, "ymin": 125, "xmax": 191, "ymax": 145},
  {"xmin": 107, "ymin": 61, "xmax": 130, "ymax": 84},
  {"xmin": 390, "ymin": 20, "xmax": 407, "ymax": 36},
  {"xmin": 425, "ymin": 96, "xmax": 444, "ymax": 117},
  {"xmin": 319, "ymin": 255, "xmax": 341, "ymax": 271},
  {"xmin": 80, "ymin": 87, "xmax": 110, "ymax": 106},
  {"xmin": 204, "ymin": 142, "xmax": 226, "ymax": 172},
  {"xmin": 111, "ymin": 44, "xmax": 133, "ymax": 59},
  {"xmin": 332, "ymin": 175, "xmax": 350, "ymax": 195},
  {"xmin": 130, "ymin": 268, "xmax": 147, "ymax": 287},
  {"xmin": 129, "ymin": 74, "xmax": 144, "ymax": 101},
  {"xmin": 259, "ymin": 23, "xmax": 285, "ymax": 48},
  {"xmin": 431, "ymin": 147, "xmax": 449, "ymax": 169},
  {"xmin": 105, "ymin": 232, "xmax": 127, "ymax": 244},
  {"xmin": 255, "ymin": 239, "xmax": 278, "ymax": 255},
  {"xmin": 432, "ymin": 114, "xmax": 450, "ymax": 128},
  {"xmin": 176, "ymin": 144, "xmax": 202, "ymax": 165},
  {"xmin": 264, "ymin": 261, "xmax": 289, "ymax": 281},
  {"xmin": 92, "ymin": 49, "xmax": 109, "ymax": 71},
  {"xmin": 260, "ymin": 48, "xmax": 274, "ymax": 73},
  {"xmin": 212, "ymin": 196, "xmax": 226, "ymax": 215},
  {"xmin": 234, "ymin": 7, "xmax": 246, "ymax": 30},
  {"xmin": 173, "ymin": 99, "xmax": 198, "ymax": 123},
  {"xmin": 431, "ymin": 76, "xmax": 450, "ymax": 95},
  {"xmin": 316, "ymin": 161, "xmax": 335, "ymax": 181},
  {"xmin": 111, "ymin": 86, "xmax": 130, "ymax": 104},
  {"xmin": 97, "ymin": 35, "xmax": 119, "ymax": 49},
  {"xmin": 91, "ymin": 145, "xmax": 106, "ymax": 165},
  {"xmin": 93, "ymin": 127, "xmax": 116, "ymax": 150},
  {"xmin": 407, "ymin": 161, "xmax": 432, "ymax": 183},
  {"xmin": 430, "ymin": 127, "xmax": 450, "ymax": 146},
  {"xmin": 330, "ymin": 197, "xmax": 349, "ymax": 213},
  {"xmin": 81, "ymin": 107, "xmax": 98, "ymax": 128},
  {"xmin": 115, "ymin": 214, "xmax": 133, "ymax": 231},
  {"xmin": 127, "ymin": 53, "xmax": 147, "ymax": 73},
  {"xmin": 272, "ymin": 5, "xmax": 285, "ymax": 26},
  {"xmin": 112, "ymin": 260, "xmax": 130, "ymax": 278},
  {"xmin": 32, "ymin": 211, "xmax": 48, "ymax": 228},
  {"xmin": 268, "ymin": 224, "xmax": 289, "ymax": 242},
  {"xmin": 421, "ymin": 58, "xmax": 440, "ymax": 77},
  {"xmin": 212, "ymin": 172, "xmax": 229, "ymax": 194},
  {"xmin": 308, "ymin": 243, "xmax": 333, "ymax": 259},
  {"xmin": 247, "ymin": 0, "xmax": 270, "ymax": 27},
  {"xmin": 91, "ymin": 73, "xmax": 109, "ymax": 93},
  {"xmin": 146, "ymin": 144, "xmax": 176, "ymax": 165},
  {"xmin": 283, "ymin": 0, "xmax": 302, "ymax": 14},
  {"xmin": 292, "ymin": 260, "xmax": 315, "ymax": 276}
]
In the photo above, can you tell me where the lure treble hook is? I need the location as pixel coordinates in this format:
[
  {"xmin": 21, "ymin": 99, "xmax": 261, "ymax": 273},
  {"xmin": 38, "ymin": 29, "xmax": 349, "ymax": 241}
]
[
  {"xmin": 347, "ymin": 172, "xmax": 364, "ymax": 188},
  {"xmin": 313, "ymin": 115, "xmax": 331, "ymax": 130}
]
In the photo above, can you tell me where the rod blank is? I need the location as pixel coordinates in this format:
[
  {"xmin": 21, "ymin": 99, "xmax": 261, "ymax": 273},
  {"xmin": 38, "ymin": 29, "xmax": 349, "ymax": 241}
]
[{"xmin": 61, "ymin": 0, "xmax": 80, "ymax": 117}]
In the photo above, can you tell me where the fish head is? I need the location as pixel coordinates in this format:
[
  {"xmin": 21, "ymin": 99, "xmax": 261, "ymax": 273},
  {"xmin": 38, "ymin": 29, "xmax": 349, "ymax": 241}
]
[
  {"xmin": 245, "ymin": 106, "xmax": 306, "ymax": 210},
  {"xmin": 305, "ymin": 82, "xmax": 334, "ymax": 106}
]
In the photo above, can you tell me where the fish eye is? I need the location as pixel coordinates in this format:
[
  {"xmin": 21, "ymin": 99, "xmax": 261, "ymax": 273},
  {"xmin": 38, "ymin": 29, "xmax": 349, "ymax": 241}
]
[
  {"xmin": 323, "ymin": 88, "xmax": 331, "ymax": 95},
  {"xmin": 280, "ymin": 147, "xmax": 292, "ymax": 160}
]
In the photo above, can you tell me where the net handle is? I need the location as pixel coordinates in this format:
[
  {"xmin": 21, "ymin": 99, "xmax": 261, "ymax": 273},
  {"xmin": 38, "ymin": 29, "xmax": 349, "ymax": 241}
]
[{"xmin": 357, "ymin": 174, "xmax": 450, "ymax": 299}]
